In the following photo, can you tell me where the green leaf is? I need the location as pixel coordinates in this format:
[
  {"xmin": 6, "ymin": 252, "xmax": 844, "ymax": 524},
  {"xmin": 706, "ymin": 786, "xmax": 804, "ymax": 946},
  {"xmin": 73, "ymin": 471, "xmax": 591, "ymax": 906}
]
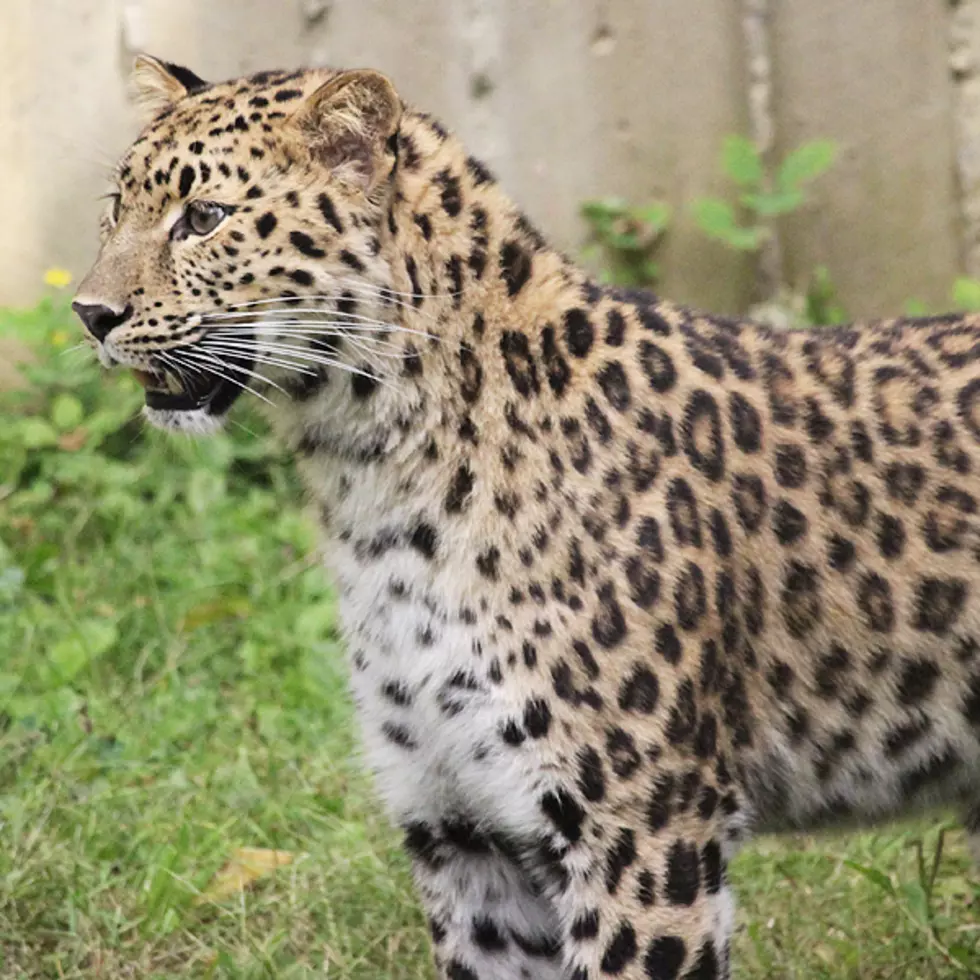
[
  {"xmin": 604, "ymin": 229, "xmax": 642, "ymax": 251},
  {"xmin": 49, "ymin": 620, "xmax": 118, "ymax": 682},
  {"xmin": 952, "ymin": 277, "xmax": 980, "ymax": 312},
  {"xmin": 50, "ymin": 393, "xmax": 84, "ymax": 431},
  {"xmin": 898, "ymin": 880, "xmax": 931, "ymax": 928},
  {"xmin": 296, "ymin": 603, "xmax": 338, "ymax": 643},
  {"xmin": 581, "ymin": 196, "xmax": 628, "ymax": 217},
  {"xmin": 693, "ymin": 200, "xmax": 767, "ymax": 250},
  {"xmin": 778, "ymin": 140, "xmax": 837, "ymax": 190},
  {"xmin": 740, "ymin": 189, "xmax": 805, "ymax": 217},
  {"xmin": 17, "ymin": 417, "xmax": 58, "ymax": 449},
  {"xmin": 692, "ymin": 199, "xmax": 738, "ymax": 236},
  {"xmin": 905, "ymin": 298, "xmax": 929, "ymax": 317},
  {"xmin": 7, "ymin": 687, "xmax": 81, "ymax": 725},
  {"xmin": 722, "ymin": 135, "xmax": 764, "ymax": 187},
  {"xmin": 640, "ymin": 259, "xmax": 661, "ymax": 283},
  {"xmin": 948, "ymin": 945, "xmax": 977, "ymax": 968},
  {"xmin": 0, "ymin": 673, "xmax": 22, "ymax": 699},
  {"xmin": 804, "ymin": 266, "xmax": 848, "ymax": 326},
  {"xmin": 580, "ymin": 197, "xmax": 628, "ymax": 225},
  {"xmin": 634, "ymin": 202, "xmax": 671, "ymax": 233},
  {"xmin": 843, "ymin": 860, "xmax": 894, "ymax": 894}
]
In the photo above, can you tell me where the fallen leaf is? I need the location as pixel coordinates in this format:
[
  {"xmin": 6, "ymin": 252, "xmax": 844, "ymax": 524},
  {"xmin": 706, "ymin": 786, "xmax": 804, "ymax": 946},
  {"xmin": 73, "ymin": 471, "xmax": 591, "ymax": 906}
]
[
  {"xmin": 57, "ymin": 428, "xmax": 88, "ymax": 452},
  {"xmin": 180, "ymin": 597, "xmax": 252, "ymax": 631},
  {"xmin": 196, "ymin": 847, "xmax": 294, "ymax": 904}
]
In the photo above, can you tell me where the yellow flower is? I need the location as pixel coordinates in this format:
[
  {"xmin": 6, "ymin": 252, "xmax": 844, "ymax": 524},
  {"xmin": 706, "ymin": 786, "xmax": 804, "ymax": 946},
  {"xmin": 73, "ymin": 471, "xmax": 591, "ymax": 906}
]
[
  {"xmin": 43, "ymin": 267, "xmax": 72, "ymax": 289},
  {"xmin": 51, "ymin": 330, "xmax": 70, "ymax": 348}
]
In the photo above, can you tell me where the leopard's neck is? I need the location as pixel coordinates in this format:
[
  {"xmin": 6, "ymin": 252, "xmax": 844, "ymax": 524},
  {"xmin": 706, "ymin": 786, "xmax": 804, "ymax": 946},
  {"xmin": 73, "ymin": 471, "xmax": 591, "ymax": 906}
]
[{"xmin": 268, "ymin": 111, "xmax": 587, "ymax": 516}]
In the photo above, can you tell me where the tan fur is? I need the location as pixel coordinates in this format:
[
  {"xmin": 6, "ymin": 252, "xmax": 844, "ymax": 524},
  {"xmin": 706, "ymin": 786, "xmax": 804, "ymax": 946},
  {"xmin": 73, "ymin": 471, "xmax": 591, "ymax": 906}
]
[
  {"xmin": 73, "ymin": 59, "xmax": 980, "ymax": 980},
  {"xmin": 130, "ymin": 54, "xmax": 193, "ymax": 122}
]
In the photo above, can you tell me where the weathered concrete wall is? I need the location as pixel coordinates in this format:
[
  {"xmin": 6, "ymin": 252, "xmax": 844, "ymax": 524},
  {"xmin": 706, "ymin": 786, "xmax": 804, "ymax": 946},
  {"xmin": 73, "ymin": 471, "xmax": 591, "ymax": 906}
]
[
  {"xmin": 951, "ymin": 0, "xmax": 980, "ymax": 279},
  {"xmin": 2, "ymin": 0, "xmax": 980, "ymax": 318},
  {"xmin": 771, "ymin": 1, "xmax": 962, "ymax": 317}
]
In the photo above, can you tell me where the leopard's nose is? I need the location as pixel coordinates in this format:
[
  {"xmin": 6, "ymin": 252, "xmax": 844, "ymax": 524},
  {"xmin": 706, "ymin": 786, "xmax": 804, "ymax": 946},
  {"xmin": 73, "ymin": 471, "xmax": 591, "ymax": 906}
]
[{"xmin": 71, "ymin": 301, "xmax": 134, "ymax": 342}]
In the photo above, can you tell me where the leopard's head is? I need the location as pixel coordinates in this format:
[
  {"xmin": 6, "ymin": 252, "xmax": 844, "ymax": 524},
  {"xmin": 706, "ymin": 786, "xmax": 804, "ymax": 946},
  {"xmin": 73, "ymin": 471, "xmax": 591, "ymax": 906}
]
[{"xmin": 74, "ymin": 56, "xmax": 403, "ymax": 434}]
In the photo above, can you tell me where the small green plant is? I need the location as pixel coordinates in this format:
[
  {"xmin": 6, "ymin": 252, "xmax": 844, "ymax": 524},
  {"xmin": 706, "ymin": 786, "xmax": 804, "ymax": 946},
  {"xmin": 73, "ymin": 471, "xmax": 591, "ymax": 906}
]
[
  {"xmin": 844, "ymin": 825, "xmax": 980, "ymax": 973},
  {"xmin": 748, "ymin": 266, "xmax": 849, "ymax": 331},
  {"xmin": 802, "ymin": 265, "xmax": 848, "ymax": 326},
  {"xmin": 952, "ymin": 276, "xmax": 980, "ymax": 312},
  {"xmin": 693, "ymin": 135, "xmax": 837, "ymax": 252},
  {"xmin": 907, "ymin": 276, "xmax": 980, "ymax": 317},
  {"xmin": 580, "ymin": 197, "xmax": 671, "ymax": 287}
]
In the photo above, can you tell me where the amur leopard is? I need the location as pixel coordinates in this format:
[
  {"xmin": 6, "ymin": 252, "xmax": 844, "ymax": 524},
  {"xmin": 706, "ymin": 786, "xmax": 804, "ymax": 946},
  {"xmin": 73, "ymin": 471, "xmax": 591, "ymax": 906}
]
[{"xmin": 73, "ymin": 56, "xmax": 980, "ymax": 979}]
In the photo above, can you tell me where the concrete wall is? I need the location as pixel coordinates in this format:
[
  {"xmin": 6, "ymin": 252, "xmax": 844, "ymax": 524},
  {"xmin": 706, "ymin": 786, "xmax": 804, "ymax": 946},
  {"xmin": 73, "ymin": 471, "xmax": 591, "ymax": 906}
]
[{"xmin": 3, "ymin": 0, "xmax": 980, "ymax": 318}]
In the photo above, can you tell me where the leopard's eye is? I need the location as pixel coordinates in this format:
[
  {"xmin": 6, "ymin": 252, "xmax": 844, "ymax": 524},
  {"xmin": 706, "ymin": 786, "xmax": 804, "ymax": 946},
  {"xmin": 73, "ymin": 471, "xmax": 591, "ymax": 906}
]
[{"xmin": 172, "ymin": 200, "xmax": 231, "ymax": 240}]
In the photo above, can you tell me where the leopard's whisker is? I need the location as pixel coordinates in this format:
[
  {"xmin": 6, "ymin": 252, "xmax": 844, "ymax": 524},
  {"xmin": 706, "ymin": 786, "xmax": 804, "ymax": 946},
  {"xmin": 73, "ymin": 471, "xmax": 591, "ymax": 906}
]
[
  {"xmin": 335, "ymin": 334, "xmax": 416, "ymax": 363},
  {"xmin": 193, "ymin": 342, "xmax": 325, "ymax": 376},
  {"xmin": 342, "ymin": 279, "xmax": 463, "ymax": 301},
  {"xmin": 203, "ymin": 307, "xmax": 395, "ymax": 327},
  {"xmin": 218, "ymin": 286, "xmax": 446, "ymax": 325},
  {"xmin": 198, "ymin": 340, "xmax": 375, "ymax": 373},
  {"xmin": 202, "ymin": 316, "xmax": 438, "ymax": 344},
  {"xmin": 205, "ymin": 330, "xmax": 416, "ymax": 360},
  {"xmin": 160, "ymin": 348, "xmax": 278, "ymax": 405},
  {"xmin": 59, "ymin": 342, "xmax": 92, "ymax": 357},
  {"xmin": 167, "ymin": 345, "xmax": 290, "ymax": 393},
  {"xmin": 196, "ymin": 341, "xmax": 393, "ymax": 390},
  {"xmin": 333, "ymin": 280, "xmax": 449, "ymax": 320},
  {"xmin": 220, "ymin": 281, "xmax": 462, "ymax": 307},
  {"xmin": 205, "ymin": 320, "xmax": 435, "ymax": 342},
  {"xmin": 157, "ymin": 349, "xmax": 274, "ymax": 403},
  {"xmin": 201, "ymin": 309, "xmax": 438, "ymax": 341}
]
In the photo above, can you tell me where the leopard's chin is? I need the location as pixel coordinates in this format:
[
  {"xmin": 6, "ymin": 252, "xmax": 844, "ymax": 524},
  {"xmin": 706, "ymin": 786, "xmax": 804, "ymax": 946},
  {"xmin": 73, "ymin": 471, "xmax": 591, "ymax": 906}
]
[{"xmin": 142, "ymin": 404, "xmax": 227, "ymax": 435}]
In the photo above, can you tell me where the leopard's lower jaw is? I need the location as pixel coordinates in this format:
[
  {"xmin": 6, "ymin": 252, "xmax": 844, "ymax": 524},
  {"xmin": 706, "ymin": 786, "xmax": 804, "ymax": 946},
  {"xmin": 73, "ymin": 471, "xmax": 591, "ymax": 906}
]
[{"xmin": 142, "ymin": 404, "xmax": 226, "ymax": 435}]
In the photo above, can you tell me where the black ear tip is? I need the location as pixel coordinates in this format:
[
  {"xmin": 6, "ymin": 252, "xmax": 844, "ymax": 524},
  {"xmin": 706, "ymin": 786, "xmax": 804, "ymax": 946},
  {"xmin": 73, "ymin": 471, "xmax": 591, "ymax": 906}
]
[{"xmin": 163, "ymin": 61, "xmax": 209, "ymax": 95}]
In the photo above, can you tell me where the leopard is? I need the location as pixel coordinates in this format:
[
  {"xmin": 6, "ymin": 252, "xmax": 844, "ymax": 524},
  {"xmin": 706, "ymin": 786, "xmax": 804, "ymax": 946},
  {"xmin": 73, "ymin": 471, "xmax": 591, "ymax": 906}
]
[{"xmin": 71, "ymin": 55, "xmax": 980, "ymax": 979}]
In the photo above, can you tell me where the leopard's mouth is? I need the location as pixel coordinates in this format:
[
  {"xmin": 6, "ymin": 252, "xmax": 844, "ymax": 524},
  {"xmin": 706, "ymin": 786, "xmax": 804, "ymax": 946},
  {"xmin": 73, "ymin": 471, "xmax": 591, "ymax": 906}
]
[{"xmin": 131, "ymin": 353, "xmax": 253, "ymax": 415}]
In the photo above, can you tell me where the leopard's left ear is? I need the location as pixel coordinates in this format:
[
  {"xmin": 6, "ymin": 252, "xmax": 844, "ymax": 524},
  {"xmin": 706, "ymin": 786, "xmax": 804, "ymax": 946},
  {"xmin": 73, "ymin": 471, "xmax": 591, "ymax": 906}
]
[
  {"xmin": 290, "ymin": 69, "xmax": 402, "ymax": 191},
  {"xmin": 131, "ymin": 55, "xmax": 208, "ymax": 122}
]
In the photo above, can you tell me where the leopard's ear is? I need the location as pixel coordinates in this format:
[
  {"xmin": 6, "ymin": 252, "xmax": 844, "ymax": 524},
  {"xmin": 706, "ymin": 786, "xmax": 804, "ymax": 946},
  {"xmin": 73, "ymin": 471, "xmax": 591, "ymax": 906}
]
[
  {"xmin": 131, "ymin": 55, "xmax": 208, "ymax": 121},
  {"xmin": 290, "ymin": 69, "xmax": 402, "ymax": 191}
]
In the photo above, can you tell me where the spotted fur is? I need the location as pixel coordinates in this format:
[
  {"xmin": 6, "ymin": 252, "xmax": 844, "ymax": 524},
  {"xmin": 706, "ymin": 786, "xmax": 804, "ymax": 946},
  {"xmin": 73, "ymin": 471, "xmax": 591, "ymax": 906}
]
[{"xmin": 74, "ymin": 57, "xmax": 980, "ymax": 979}]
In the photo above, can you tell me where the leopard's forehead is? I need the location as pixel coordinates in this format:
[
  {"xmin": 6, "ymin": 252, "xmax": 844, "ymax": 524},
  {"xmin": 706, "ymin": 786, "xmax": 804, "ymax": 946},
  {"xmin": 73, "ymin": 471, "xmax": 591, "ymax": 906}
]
[{"xmin": 115, "ymin": 67, "xmax": 340, "ymax": 200}]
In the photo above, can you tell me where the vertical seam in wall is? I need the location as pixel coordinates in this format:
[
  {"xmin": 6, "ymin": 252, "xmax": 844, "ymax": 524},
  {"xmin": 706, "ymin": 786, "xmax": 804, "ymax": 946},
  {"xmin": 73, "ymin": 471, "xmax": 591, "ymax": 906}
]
[
  {"xmin": 949, "ymin": 0, "xmax": 979, "ymax": 278},
  {"xmin": 449, "ymin": 0, "xmax": 508, "ymax": 173},
  {"xmin": 740, "ymin": 0, "xmax": 781, "ymax": 301}
]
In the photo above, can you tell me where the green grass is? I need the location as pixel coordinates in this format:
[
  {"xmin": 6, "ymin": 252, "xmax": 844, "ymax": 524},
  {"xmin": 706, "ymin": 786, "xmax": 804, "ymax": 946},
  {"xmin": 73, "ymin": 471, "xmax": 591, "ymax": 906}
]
[{"xmin": 1, "ymin": 293, "xmax": 978, "ymax": 978}]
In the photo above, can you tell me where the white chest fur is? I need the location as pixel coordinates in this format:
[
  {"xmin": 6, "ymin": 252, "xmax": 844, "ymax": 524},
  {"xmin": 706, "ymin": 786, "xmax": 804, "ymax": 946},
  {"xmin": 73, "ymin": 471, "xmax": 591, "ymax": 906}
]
[{"xmin": 322, "ymin": 504, "xmax": 549, "ymax": 841}]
